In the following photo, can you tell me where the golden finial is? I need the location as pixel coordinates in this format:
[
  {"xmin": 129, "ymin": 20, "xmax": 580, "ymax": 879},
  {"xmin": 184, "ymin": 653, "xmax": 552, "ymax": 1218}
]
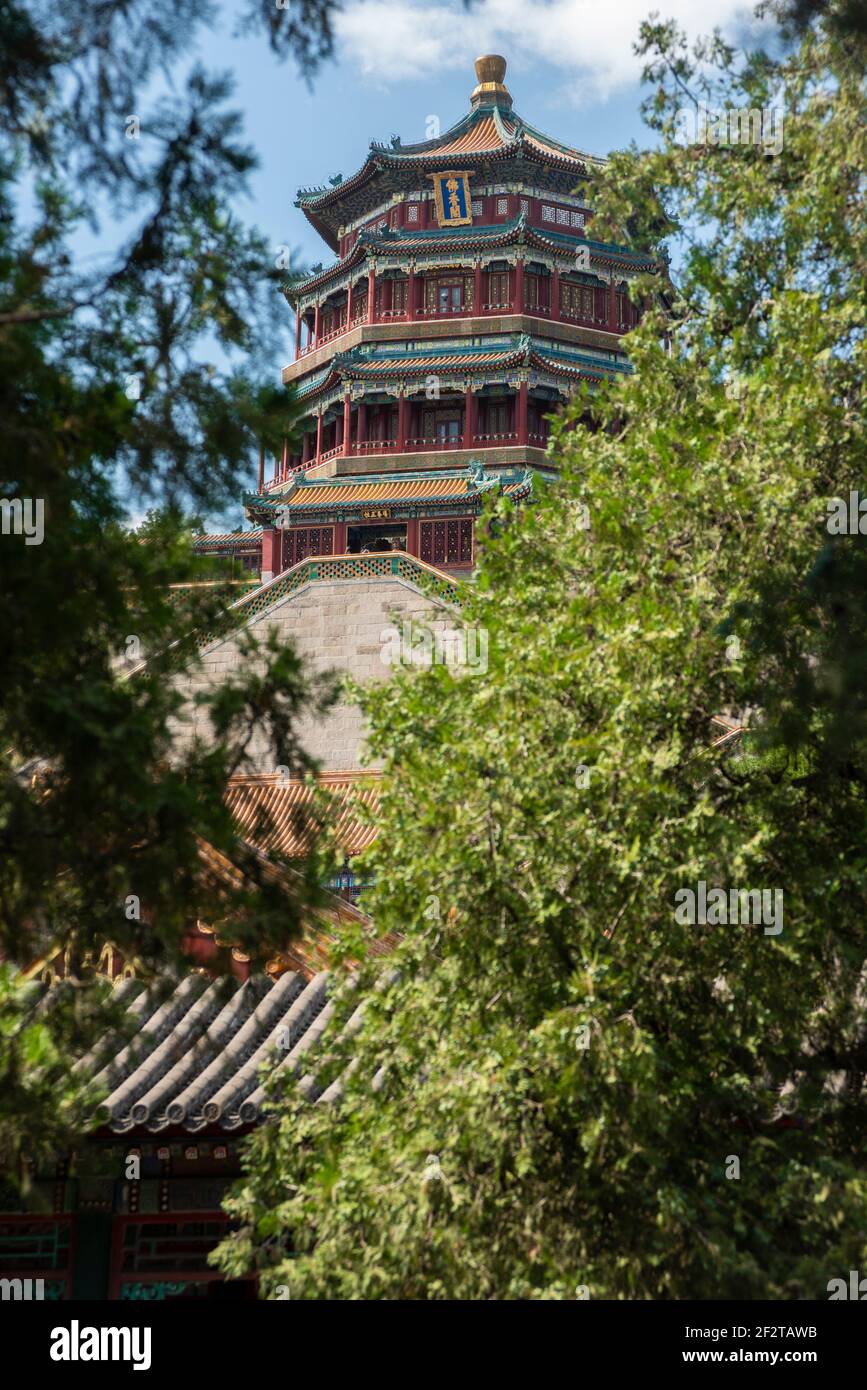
[{"xmin": 471, "ymin": 54, "xmax": 512, "ymax": 110}]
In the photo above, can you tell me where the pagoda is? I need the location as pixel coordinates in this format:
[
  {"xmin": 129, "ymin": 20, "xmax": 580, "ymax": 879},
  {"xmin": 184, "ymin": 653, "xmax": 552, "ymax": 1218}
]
[{"xmin": 242, "ymin": 55, "xmax": 653, "ymax": 581}]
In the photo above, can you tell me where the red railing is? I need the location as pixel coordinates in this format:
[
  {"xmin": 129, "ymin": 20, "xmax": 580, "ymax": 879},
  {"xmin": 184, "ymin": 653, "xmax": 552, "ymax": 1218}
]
[
  {"xmin": 405, "ymin": 435, "xmax": 465, "ymax": 450},
  {"xmin": 264, "ymin": 431, "xmax": 538, "ymax": 485},
  {"xmin": 295, "ymin": 299, "xmax": 576, "ymax": 360},
  {"xmin": 355, "ymin": 438, "xmax": 396, "ymax": 453},
  {"xmin": 561, "ymin": 309, "xmax": 609, "ymax": 328},
  {"xmin": 415, "ymin": 304, "xmax": 474, "ymax": 318}
]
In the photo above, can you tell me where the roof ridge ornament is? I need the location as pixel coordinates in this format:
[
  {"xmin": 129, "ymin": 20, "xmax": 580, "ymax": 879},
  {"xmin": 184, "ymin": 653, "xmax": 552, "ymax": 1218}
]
[
  {"xmin": 471, "ymin": 54, "xmax": 512, "ymax": 111},
  {"xmin": 465, "ymin": 460, "xmax": 487, "ymax": 485}
]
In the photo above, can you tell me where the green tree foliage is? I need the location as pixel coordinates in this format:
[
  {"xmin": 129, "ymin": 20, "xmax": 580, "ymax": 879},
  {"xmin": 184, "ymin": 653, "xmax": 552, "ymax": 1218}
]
[
  {"xmin": 219, "ymin": 7, "xmax": 867, "ymax": 1298},
  {"xmin": 0, "ymin": 1, "xmax": 340, "ymax": 1162}
]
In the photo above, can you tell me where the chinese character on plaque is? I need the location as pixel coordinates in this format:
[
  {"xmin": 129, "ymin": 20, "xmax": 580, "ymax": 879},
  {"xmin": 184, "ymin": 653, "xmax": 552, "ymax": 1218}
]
[{"xmin": 428, "ymin": 171, "xmax": 474, "ymax": 227}]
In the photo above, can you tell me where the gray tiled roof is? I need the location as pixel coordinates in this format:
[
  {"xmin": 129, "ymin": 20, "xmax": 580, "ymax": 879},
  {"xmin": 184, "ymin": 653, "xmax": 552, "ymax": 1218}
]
[{"xmin": 78, "ymin": 970, "xmax": 347, "ymax": 1134}]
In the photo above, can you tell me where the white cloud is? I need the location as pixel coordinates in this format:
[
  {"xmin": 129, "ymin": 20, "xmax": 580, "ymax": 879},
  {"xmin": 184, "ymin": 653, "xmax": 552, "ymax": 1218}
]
[{"xmin": 335, "ymin": 0, "xmax": 763, "ymax": 106}]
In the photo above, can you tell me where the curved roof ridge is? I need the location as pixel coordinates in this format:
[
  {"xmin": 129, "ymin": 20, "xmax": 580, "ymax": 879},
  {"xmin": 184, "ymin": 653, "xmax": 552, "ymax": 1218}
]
[
  {"xmin": 370, "ymin": 106, "xmax": 480, "ymax": 158},
  {"xmin": 519, "ymin": 117, "xmax": 605, "ymax": 168},
  {"xmin": 492, "ymin": 103, "xmax": 517, "ymax": 144}
]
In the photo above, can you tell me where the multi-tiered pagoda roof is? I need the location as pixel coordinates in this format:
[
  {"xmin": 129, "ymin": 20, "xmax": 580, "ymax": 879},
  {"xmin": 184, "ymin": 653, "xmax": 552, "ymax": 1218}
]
[{"xmin": 232, "ymin": 54, "xmax": 656, "ymax": 583}]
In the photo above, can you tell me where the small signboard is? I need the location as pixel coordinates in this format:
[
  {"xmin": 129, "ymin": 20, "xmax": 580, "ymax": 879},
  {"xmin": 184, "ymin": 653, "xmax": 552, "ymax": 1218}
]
[{"xmin": 428, "ymin": 171, "xmax": 474, "ymax": 227}]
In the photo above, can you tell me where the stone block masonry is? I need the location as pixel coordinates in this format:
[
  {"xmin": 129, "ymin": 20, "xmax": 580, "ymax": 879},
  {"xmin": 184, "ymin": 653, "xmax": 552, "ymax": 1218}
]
[{"xmin": 169, "ymin": 577, "xmax": 456, "ymax": 772}]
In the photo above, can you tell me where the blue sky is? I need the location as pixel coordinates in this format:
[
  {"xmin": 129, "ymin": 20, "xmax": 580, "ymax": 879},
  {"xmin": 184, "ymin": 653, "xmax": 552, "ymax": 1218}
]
[
  {"xmin": 196, "ymin": 0, "xmax": 767, "ymax": 277},
  {"xmin": 119, "ymin": 0, "xmax": 773, "ymax": 524}
]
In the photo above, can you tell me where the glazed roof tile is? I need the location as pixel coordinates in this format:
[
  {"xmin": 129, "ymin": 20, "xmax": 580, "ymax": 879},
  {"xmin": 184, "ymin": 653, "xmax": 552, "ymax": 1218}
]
[
  {"xmin": 78, "ymin": 968, "xmax": 355, "ymax": 1132},
  {"xmin": 288, "ymin": 216, "xmax": 653, "ymax": 300},
  {"xmin": 297, "ymin": 105, "xmax": 601, "ymax": 214},
  {"xmin": 225, "ymin": 771, "xmax": 380, "ymax": 858},
  {"xmin": 293, "ymin": 334, "xmax": 630, "ymax": 403},
  {"xmin": 193, "ymin": 529, "xmax": 263, "ymax": 549},
  {"xmin": 271, "ymin": 476, "xmax": 483, "ymax": 509}
]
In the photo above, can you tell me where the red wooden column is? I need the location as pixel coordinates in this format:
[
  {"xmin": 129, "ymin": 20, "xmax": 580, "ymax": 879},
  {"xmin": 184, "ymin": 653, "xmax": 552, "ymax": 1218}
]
[
  {"xmin": 315, "ymin": 411, "xmax": 323, "ymax": 464},
  {"xmin": 396, "ymin": 391, "xmax": 407, "ymax": 452},
  {"xmin": 333, "ymin": 521, "xmax": 347, "ymax": 554},
  {"xmin": 282, "ymin": 438, "xmax": 289, "ymax": 479},
  {"xmin": 346, "ymin": 281, "xmax": 353, "ymax": 329},
  {"xmin": 295, "ymin": 311, "xmax": 302, "ymax": 360},
  {"xmin": 342, "ymin": 391, "xmax": 352, "ymax": 457},
  {"xmin": 257, "ymin": 444, "xmax": 265, "ymax": 492},
  {"xmin": 551, "ymin": 266, "xmax": 561, "ymax": 322},
  {"xmin": 357, "ymin": 401, "xmax": 367, "ymax": 447},
  {"xmin": 301, "ymin": 430, "xmax": 310, "ymax": 465},
  {"xmin": 406, "ymin": 517, "xmax": 419, "ymax": 557},
  {"xmin": 517, "ymin": 380, "xmax": 529, "ymax": 445},
  {"xmin": 514, "ymin": 258, "xmax": 525, "ymax": 314},
  {"xmin": 464, "ymin": 383, "xmax": 474, "ymax": 447},
  {"xmin": 261, "ymin": 527, "xmax": 279, "ymax": 583},
  {"xmin": 367, "ymin": 265, "xmax": 376, "ymax": 323},
  {"xmin": 407, "ymin": 265, "xmax": 416, "ymax": 322},
  {"xmin": 313, "ymin": 302, "xmax": 321, "ymax": 347},
  {"xmin": 474, "ymin": 262, "xmax": 482, "ymax": 314},
  {"xmin": 608, "ymin": 277, "xmax": 617, "ymax": 332}
]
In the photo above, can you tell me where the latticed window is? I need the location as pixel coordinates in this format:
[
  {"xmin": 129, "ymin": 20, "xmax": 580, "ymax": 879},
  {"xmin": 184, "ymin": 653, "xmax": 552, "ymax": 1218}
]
[
  {"xmin": 556, "ymin": 208, "xmax": 570, "ymax": 225},
  {"xmin": 422, "ymin": 410, "xmax": 461, "ymax": 440},
  {"xmin": 570, "ymin": 211, "xmax": 585, "ymax": 228},
  {"xmin": 617, "ymin": 289, "xmax": 637, "ymax": 328},
  {"xmin": 496, "ymin": 197, "xmax": 509, "ymax": 215},
  {"xmin": 561, "ymin": 281, "xmax": 596, "ymax": 320},
  {"xmin": 486, "ymin": 400, "xmax": 510, "ymax": 434},
  {"xmin": 283, "ymin": 527, "xmax": 334, "ymax": 568},
  {"xmin": 541, "ymin": 205, "xmax": 555, "ymax": 222},
  {"xmin": 406, "ymin": 204, "xmax": 419, "ymax": 222},
  {"xmin": 428, "ymin": 275, "xmax": 473, "ymax": 312},
  {"xmin": 520, "ymin": 198, "xmax": 529, "ymax": 216},
  {"xmin": 118, "ymin": 1219, "xmax": 229, "ymax": 1277},
  {"xmin": 419, "ymin": 518, "xmax": 473, "ymax": 566},
  {"xmin": 488, "ymin": 271, "xmax": 509, "ymax": 305},
  {"xmin": 392, "ymin": 279, "xmax": 407, "ymax": 313},
  {"xmin": 471, "ymin": 199, "xmax": 483, "ymax": 216},
  {"xmin": 524, "ymin": 273, "xmax": 541, "ymax": 310}
]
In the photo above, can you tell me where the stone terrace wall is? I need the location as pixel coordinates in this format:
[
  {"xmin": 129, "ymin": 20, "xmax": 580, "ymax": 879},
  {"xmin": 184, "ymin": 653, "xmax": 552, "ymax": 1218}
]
[{"xmin": 170, "ymin": 576, "xmax": 456, "ymax": 772}]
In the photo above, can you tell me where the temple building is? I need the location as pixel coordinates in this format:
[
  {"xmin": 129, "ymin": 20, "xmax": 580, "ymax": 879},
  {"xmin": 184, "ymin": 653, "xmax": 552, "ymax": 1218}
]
[
  {"xmin": 1, "ymin": 58, "xmax": 656, "ymax": 1300},
  {"xmin": 239, "ymin": 54, "xmax": 652, "ymax": 579}
]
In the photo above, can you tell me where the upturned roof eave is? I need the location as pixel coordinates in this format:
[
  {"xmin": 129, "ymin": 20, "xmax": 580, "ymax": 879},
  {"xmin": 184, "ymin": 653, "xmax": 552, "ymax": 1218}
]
[
  {"xmin": 285, "ymin": 220, "xmax": 655, "ymax": 302},
  {"xmin": 293, "ymin": 109, "xmax": 599, "ymax": 224},
  {"xmin": 291, "ymin": 336, "xmax": 629, "ymax": 405}
]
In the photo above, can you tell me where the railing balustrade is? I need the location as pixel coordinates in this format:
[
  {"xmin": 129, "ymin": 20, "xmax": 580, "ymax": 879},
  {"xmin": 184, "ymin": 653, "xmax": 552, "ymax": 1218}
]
[
  {"xmin": 296, "ymin": 294, "xmax": 584, "ymax": 359},
  {"xmin": 355, "ymin": 437, "xmax": 397, "ymax": 453},
  {"xmin": 405, "ymin": 435, "xmax": 465, "ymax": 450}
]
